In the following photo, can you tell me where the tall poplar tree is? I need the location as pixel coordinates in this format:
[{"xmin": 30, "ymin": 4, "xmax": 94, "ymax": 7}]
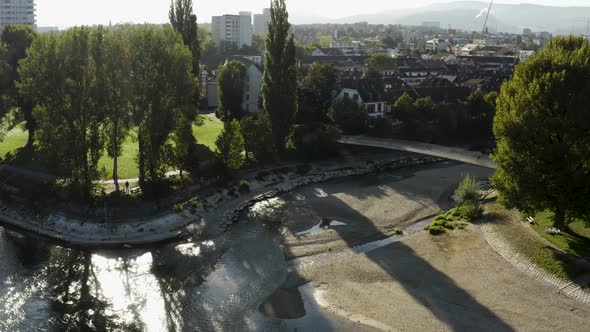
[
  {"xmin": 261, "ymin": 0, "xmax": 298, "ymax": 156},
  {"xmin": 169, "ymin": 0, "xmax": 200, "ymax": 76},
  {"xmin": 1, "ymin": 25, "xmax": 36, "ymax": 147}
]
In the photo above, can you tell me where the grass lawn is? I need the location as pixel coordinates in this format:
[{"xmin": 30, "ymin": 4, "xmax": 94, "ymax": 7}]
[
  {"xmin": 485, "ymin": 203, "xmax": 586, "ymax": 281},
  {"xmin": 193, "ymin": 115, "xmax": 223, "ymax": 151},
  {"xmin": 0, "ymin": 127, "xmax": 27, "ymax": 158},
  {"xmin": 1, "ymin": 116, "xmax": 223, "ymax": 180},
  {"xmin": 530, "ymin": 211, "xmax": 590, "ymax": 258}
]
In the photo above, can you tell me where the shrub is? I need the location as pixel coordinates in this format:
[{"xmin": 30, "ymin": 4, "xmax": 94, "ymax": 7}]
[
  {"xmin": 290, "ymin": 123, "xmax": 342, "ymax": 160},
  {"xmin": 330, "ymin": 97, "xmax": 368, "ymax": 135},
  {"xmin": 428, "ymin": 225, "xmax": 446, "ymax": 235},
  {"xmin": 367, "ymin": 117, "xmax": 395, "ymax": 138},
  {"xmin": 239, "ymin": 180, "xmax": 250, "ymax": 193},
  {"xmin": 456, "ymin": 203, "xmax": 479, "ymax": 221},
  {"xmin": 215, "ymin": 119, "xmax": 245, "ymax": 171},
  {"xmin": 173, "ymin": 203, "xmax": 185, "ymax": 213},
  {"xmin": 456, "ymin": 175, "xmax": 480, "ymax": 205},
  {"xmin": 189, "ymin": 198, "xmax": 199, "ymax": 209},
  {"xmin": 241, "ymin": 113, "xmax": 276, "ymax": 163}
]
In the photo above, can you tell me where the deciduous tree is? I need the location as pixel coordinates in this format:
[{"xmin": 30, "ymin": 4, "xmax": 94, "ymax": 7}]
[
  {"xmin": 216, "ymin": 119, "xmax": 244, "ymax": 170},
  {"xmin": 217, "ymin": 60, "xmax": 246, "ymax": 121},
  {"xmin": 492, "ymin": 36, "xmax": 590, "ymax": 228}
]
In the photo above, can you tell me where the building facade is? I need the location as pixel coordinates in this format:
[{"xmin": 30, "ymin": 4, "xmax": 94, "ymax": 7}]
[
  {"xmin": 0, "ymin": 0, "xmax": 35, "ymax": 29},
  {"xmin": 253, "ymin": 8, "xmax": 270, "ymax": 35},
  {"xmin": 211, "ymin": 12, "xmax": 252, "ymax": 47}
]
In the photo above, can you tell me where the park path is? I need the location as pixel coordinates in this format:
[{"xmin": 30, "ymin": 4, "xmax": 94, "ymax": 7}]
[
  {"xmin": 97, "ymin": 170, "xmax": 182, "ymax": 185},
  {"xmin": 339, "ymin": 136, "xmax": 496, "ymax": 169}
]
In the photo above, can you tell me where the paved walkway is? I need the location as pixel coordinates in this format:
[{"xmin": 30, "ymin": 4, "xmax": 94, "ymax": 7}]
[
  {"xmin": 480, "ymin": 208, "xmax": 590, "ymax": 306},
  {"xmin": 339, "ymin": 136, "xmax": 496, "ymax": 169}
]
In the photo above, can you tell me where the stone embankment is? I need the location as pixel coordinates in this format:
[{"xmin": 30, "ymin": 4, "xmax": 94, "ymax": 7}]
[{"xmin": 0, "ymin": 156, "xmax": 445, "ymax": 247}]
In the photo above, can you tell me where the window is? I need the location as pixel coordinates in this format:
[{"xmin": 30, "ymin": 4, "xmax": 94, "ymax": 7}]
[
  {"xmin": 378, "ymin": 103, "xmax": 382, "ymax": 112},
  {"xmin": 353, "ymin": 94, "xmax": 359, "ymax": 102},
  {"xmin": 367, "ymin": 104, "xmax": 376, "ymax": 113},
  {"xmin": 343, "ymin": 92, "xmax": 349, "ymax": 98}
]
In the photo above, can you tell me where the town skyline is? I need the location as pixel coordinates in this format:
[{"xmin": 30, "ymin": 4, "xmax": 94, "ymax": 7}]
[{"xmin": 37, "ymin": 0, "xmax": 590, "ymax": 29}]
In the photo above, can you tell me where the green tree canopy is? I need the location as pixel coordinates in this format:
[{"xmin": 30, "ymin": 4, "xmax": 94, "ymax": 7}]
[
  {"xmin": 492, "ymin": 36, "xmax": 590, "ymax": 228},
  {"xmin": 297, "ymin": 62, "xmax": 338, "ymax": 125},
  {"xmin": 216, "ymin": 119, "xmax": 244, "ymax": 170},
  {"xmin": 169, "ymin": 0, "xmax": 200, "ymax": 75},
  {"xmin": 217, "ymin": 60, "xmax": 246, "ymax": 121},
  {"xmin": 240, "ymin": 113, "xmax": 275, "ymax": 163},
  {"xmin": 1, "ymin": 24, "xmax": 36, "ymax": 146},
  {"xmin": 367, "ymin": 53, "xmax": 398, "ymax": 72},
  {"xmin": 330, "ymin": 97, "xmax": 367, "ymax": 135}
]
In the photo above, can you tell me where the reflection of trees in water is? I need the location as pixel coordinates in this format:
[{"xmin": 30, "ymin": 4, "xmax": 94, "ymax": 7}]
[
  {"xmin": 150, "ymin": 242, "xmax": 226, "ymax": 332},
  {"xmin": 46, "ymin": 250, "xmax": 144, "ymax": 331}
]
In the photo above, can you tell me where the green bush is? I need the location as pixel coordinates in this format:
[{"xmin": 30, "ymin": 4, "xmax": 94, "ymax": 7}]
[
  {"xmin": 456, "ymin": 203, "xmax": 478, "ymax": 221},
  {"xmin": 456, "ymin": 175, "xmax": 480, "ymax": 205},
  {"xmin": 173, "ymin": 203, "xmax": 185, "ymax": 213},
  {"xmin": 239, "ymin": 180, "xmax": 250, "ymax": 193},
  {"xmin": 428, "ymin": 225, "xmax": 446, "ymax": 235},
  {"xmin": 290, "ymin": 123, "xmax": 342, "ymax": 160},
  {"xmin": 367, "ymin": 117, "xmax": 395, "ymax": 138},
  {"xmin": 189, "ymin": 198, "xmax": 199, "ymax": 209},
  {"xmin": 330, "ymin": 97, "xmax": 368, "ymax": 135},
  {"xmin": 215, "ymin": 119, "xmax": 245, "ymax": 171}
]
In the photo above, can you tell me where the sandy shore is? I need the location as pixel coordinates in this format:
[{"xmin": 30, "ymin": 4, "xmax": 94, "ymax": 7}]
[
  {"xmin": 278, "ymin": 163, "xmax": 492, "ymax": 259},
  {"xmin": 267, "ymin": 163, "xmax": 590, "ymax": 331}
]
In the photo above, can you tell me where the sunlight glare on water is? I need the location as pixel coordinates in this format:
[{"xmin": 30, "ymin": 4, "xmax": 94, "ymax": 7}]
[{"xmin": 91, "ymin": 252, "xmax": 168, "ymax": 332}]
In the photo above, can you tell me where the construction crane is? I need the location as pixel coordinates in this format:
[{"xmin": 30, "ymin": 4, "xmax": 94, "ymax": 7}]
[{"xmin": 482, "ymin": 0, "xmax": 494, "ymax": 36}]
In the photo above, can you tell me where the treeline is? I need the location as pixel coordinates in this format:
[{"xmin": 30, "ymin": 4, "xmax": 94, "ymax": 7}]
[
  {"xmin": 16, "ymin": 25, "xmax": 198, "ymax": 199},
  {"xmin": 393, "ymin": 90, "xmax": 497, "ymax": 145}
]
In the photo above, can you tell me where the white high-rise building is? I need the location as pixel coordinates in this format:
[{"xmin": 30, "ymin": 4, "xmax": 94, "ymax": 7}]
[
  {"xmin": 0, "ymin": 0, "xmax": 36, "ymax": 29},
  {"xmin": 211, "ymin": 12, "xmax": 252, "ymax": 48},
  {"xmin": 253, "ymin": 8, "xmax": 270, "ymax": 35}
]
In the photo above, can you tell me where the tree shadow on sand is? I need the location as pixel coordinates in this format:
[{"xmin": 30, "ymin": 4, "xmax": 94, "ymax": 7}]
[{"xmin": 274, "ymin": 164, "xmax": 514, "ymax": 331}]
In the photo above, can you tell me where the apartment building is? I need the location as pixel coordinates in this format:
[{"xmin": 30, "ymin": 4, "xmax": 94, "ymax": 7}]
[
  {"xmin": 253, "ymin": 8, "xmax": 270, "ymax": 35},
  {"xmin": 0, "ymin": 0, "xmax": 36, "ymax": 28},
  {"xmin": 211, "ymin": 12, "xmax": 252, "ymax": 47}
]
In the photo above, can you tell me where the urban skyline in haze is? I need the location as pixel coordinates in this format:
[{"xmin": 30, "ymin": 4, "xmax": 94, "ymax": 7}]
[{"xmin": 37, "ymin": 0, "xmax": 590, "ymax": 29}]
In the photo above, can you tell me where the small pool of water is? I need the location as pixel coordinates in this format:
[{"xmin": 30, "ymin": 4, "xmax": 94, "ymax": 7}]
[{"xmin": 295, "ymin": 220, "xmax": 348, "ymax": 236}]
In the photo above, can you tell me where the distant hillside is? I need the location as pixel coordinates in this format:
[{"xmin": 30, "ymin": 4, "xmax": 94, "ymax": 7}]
[{"xmin": 292, "ymin": 1, "xmax": 590, "ymax": 34}]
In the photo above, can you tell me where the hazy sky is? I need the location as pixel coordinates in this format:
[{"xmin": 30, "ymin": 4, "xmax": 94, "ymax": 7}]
[{"xmin": 37, "ymin": 0, "xmax": 590, "ymax": 28}]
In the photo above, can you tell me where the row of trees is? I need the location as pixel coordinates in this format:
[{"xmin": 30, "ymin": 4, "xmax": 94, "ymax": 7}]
[
  {"xmin": 213, "ymin": 0, "xmax": 301, "ymax": 171},
  {"xmin": 17, "ymin": 25, "xmax": 198, "ymax": 199},
  {"xmin": 394, "ymin": 90, "xmax": 497, "ymax": 144},
  {"xmin": 0, "ymin": 0, "xmax": 202, "ymax": 200}
]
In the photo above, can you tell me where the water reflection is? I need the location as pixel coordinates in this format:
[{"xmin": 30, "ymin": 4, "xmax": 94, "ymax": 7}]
[{"xmin": 0, "ymin": 221, "xmax": 287, "ymax": 332}]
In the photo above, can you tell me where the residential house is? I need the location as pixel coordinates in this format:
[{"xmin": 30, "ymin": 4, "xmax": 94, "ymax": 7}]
[
  {"xmin": 335, "ymin": 79, "xmax": 389, "ymax": 118},
  {"xmin": 207, "ymin": 57, "xmax": 264, "ymax": 113}
]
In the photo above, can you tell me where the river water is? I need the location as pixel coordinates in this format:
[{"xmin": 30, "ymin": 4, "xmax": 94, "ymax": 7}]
[{"xmin": 0, "ymin": 218, "xmax": 293, "ymax": 332}]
